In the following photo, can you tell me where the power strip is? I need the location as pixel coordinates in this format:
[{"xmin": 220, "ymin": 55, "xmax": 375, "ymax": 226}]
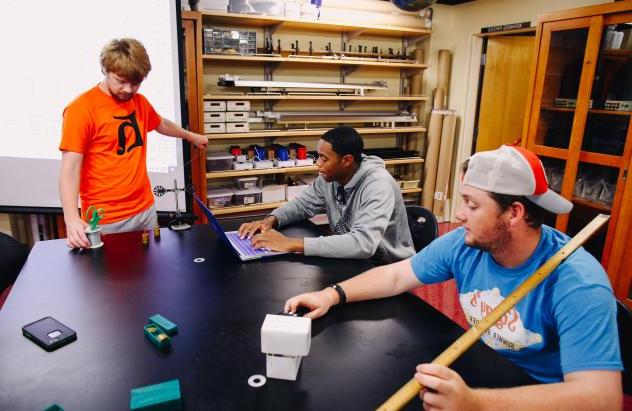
[
  {"xmin": 233, "ymin": 162, "xmax": 253, "ymax": 170},
  {"xmin": 295, "ymin": 159, "xmax": 315, "ymax": 166},
  {"xmin": 254, "ymin": 160, "xmax": 274, "ymax": 169},
  {"xmin": 604, "ymin": 100, "xmax": 632, "ymax": 111},
  {"xmin": 274, "ymin": 160, "xmax": 296, "ymax": 168}
]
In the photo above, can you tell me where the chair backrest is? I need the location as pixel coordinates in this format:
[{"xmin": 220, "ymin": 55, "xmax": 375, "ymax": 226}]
[
  {"xmin": 0, "ymin": 232, "xmax": 29, "ymax": 293},
  {"xmin": 405, "ymin": 206, "xmax": 439, "ymax": 252},
  {"xmin": 617, "ymin": 299, "xmax": 632, "ymax": 395}
]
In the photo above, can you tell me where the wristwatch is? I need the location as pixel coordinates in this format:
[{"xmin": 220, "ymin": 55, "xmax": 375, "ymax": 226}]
[{"xmin": 328, "ymin": 284, "xmax": 346, "ymax": 305}]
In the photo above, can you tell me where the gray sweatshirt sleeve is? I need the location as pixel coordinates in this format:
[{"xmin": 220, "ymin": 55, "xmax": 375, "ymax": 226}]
[
  {"xmin": 270, "ymin": 179, "xmax": 326, "ymax": 227},
  {"xmin": 303, "ymin": 180, "xmax": 394, "ymax": 258}
]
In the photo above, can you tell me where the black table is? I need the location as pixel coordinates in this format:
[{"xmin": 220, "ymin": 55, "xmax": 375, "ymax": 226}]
[{"xmin": 0, "ymin": 221, "xmax": 534, "ymax": 410}]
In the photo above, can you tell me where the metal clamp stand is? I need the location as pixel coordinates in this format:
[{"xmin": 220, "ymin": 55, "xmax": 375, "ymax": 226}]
[{"xmin": 153, "ymin": 179, "xmax": 193, "ymax": 231}]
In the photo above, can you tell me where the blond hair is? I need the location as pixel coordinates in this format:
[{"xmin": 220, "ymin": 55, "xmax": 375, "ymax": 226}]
[{"xmin": 100, "ymin": 38, "xmax": 151, "ymax": 83}]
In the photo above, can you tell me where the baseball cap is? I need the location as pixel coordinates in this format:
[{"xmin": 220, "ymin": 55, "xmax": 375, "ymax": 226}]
[{"xmin": 463, "ymin": 145, "xmax": 573, "ymax": 214}]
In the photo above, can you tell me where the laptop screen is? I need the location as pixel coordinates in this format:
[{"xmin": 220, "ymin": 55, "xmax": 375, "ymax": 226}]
[{"xmin": 193, "ymin": 194, "xmax": 233, "ymax": 247}]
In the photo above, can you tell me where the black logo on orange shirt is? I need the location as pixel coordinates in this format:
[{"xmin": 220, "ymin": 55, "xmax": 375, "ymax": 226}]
[{"xmin": 113, "ymin": 111, "xmax": 143, "ymax": 155}]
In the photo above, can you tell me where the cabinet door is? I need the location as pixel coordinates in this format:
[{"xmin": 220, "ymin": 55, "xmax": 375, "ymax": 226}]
[
  {"xmin": 566, "ymin": 13, "xmax": 632, "ymax": 269},
  {"xmin": 528, "ymin": 13, "xmax": 632, "ymax": 274},
  {"xmin": 526, "ymin": 18, "xmax": 598, "ymax": 156},
  {"xmin": 595, "ymin": 12, "xmax": 632, "ymax": 301},
  {"xmin": 526, "ymin": 18, "xmax": 604, "ymax": 237}
]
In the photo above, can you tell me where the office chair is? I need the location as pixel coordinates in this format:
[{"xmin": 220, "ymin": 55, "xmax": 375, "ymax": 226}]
[
  {"xmin": 405, "ymin": 206, "xmax": 439, "ymax": 252},
  {"xmin": 617, "ymin": 299, "xmax": 632, "ymax": 396},
  {"xmin": 0, "ymin": 232, "xmax": 28, "ymax": 294}
]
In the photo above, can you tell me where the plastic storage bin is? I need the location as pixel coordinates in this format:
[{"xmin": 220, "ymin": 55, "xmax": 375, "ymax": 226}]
[
  {"xmin": 207, "ymin": 188, "xmax": 234, "ymax": 207},
  {"xmin": 234, "ymin": 176, "xmax": 260, "ymax": 190},
  {"xmin": 233, "ymin": 187, "xmax": 262, "ymax": 205},
  {"xmin": 206, "ymin": 152, "xmax": 234, "ymax": 171}
]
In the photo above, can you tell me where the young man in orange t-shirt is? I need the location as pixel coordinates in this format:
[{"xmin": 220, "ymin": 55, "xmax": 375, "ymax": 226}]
[{"xmin": 59, "ymin": 38, "xmax": 208, "ymax": 248}]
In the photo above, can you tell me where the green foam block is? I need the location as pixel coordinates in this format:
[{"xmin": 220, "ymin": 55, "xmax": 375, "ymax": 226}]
[
  {"xmin": 130, "ymin": 379, "xmax": 182, "ymax": 411},
  {"xmin": 149, "ymin": 314, "xmax": 178, "ymax": 336},
  {"xmin": 144, "ymin": 324, "xmax": 171, "ymax": 350}
]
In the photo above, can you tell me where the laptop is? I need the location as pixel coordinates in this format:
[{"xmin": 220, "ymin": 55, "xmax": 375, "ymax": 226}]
[{"xmin": 194, "ymin": 194, "xmax": 288, "ymax": 261}]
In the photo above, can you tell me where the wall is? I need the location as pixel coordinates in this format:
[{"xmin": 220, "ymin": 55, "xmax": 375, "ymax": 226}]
[{"xmin": 426, "ymin": 0, "xmax": 612, "ymax": 221}]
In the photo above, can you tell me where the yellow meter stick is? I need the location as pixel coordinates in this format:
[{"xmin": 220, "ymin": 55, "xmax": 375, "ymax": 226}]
[{"xmin": 377, "ymin": 213, "xmax": 610, "ymax": 411}]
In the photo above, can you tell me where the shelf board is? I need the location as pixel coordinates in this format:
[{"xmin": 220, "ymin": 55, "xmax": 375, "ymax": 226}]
[
  {"xmin": 210, "ymin": 188, "xmax": 422, "ymax": 215},
  {"xmin": 601, "ymin": 48, "xmax": 632, "ymax": 58},
  {"xmin": 572, "ymin": 197, "xmax": 611, "ymax": 212},
  {"xmin": 206, "ymin": 126, "xmax": 427, "ymax": 140},
  {"xmin": 541, "ymin": 106, "xmax": 632, "ymax": 116},
  {"xmin": 531, "ymin": 144, "xmax": 625, "ymax": 168},
  {"xmin": 198, "ymin": 10, "xmax": 431, "ymax": 40},
  {"xmin": 541, "ymin": 106, "xmax": 575, "ymax": 113},
  {"xmin": 211, "ymin": 201, "xmax": 286, "ymax": 216},
  {"xmin": 529, "ymin": 144, "xmax": 568, "ymax": 161},
  {"xmin": 588, "ymin": 108, "xmax": 632, "ymax": 116},
  {"xmin": 204, "ymin": 94, "xmax": 428, "ymax": 101},
  {"xmin": 203, "ymin": 54, "xmax": 428, "ymax": 69},
  {"xmin": 277, "ymin": 115, "xmax": 417, "ymax": 125},
  {"xmin": 401, "ymin": 188, "xmax": 422, "ymax": 194},
  {"xmin": 578, "ymin": 151, "xmax": 624, "ymax": 168},
  {"xmin": 206, "ymin": 158, "xmax": 423, "ymax": 179}
]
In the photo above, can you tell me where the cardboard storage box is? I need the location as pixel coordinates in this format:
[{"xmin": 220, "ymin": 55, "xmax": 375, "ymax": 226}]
[
  {"xmin": 262, "ymin": 184, "xmax": 286, "ymax": 203},
  {"xmin": 225, "ymin": 111, "xmax": 249, "ymax": 122},
  {"xmin": 226, "ymin": 101, "xmax": 250, "ymax": 111},
  {"xmin": 226, "ymin": 122, "xmax": 249, "ymax": 133},
  {"xmin": 204, "ymin": 112, "xmax": 226, "ymax": 122},
  {"xmin": 204, "ymin": 123, "xmax": 226, "ymax": 133},
  {"xmin": 204, "ymin": 101, "xmax": 226, "ymax": 112}
]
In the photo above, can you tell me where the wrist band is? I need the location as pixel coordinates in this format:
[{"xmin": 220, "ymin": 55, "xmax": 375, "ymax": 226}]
[{"xmin": 328, "ymin": 284, "xmax": 346, "ymax": 305}]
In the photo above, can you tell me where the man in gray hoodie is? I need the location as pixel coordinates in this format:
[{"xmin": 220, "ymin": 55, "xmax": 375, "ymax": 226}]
[{"xmin": 238, "ymin": 126, "xmax": 415, "ymax": 263}]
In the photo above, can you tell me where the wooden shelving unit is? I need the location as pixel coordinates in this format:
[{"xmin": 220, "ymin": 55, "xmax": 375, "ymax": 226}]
[{"xmin": 184, "ymin": 8, "xmax": 429, "ymax": 218}]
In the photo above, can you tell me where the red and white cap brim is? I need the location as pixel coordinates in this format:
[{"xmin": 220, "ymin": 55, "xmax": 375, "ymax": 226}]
[{"xmin": 464, "ymin": 145, "xmax": 573, "ymax": 214}]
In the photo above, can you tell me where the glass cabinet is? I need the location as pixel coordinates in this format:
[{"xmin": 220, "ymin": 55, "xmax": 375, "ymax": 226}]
[{"xmin": 523, "ymin": 2, "xmax": 632, "ymax": 306}]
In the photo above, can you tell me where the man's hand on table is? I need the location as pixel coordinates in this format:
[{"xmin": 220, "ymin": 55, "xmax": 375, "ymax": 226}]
[
  {"xmin": 251, "ymin": 229, "xmax": 304, "ymax": 253},
  {"xmin": 284, "ymin": 288, "xmax": 339, "ymax": 320},
  {"xmin": 65, "ymin": 215, "xmax": 90, "ymax": 249},
  {"xmin": 238, "ymin": 215, "xmax": 277, "ymax": 239}
]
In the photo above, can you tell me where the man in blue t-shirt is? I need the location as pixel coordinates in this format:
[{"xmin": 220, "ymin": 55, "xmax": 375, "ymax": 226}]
[{"xmin": 284, "ymin": 145, "xmax": 623, "ymax": 410}]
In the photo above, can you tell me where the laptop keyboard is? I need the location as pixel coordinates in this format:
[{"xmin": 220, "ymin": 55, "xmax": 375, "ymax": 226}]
[{"xmin": 226, "ymin": 232, "xmax": 270, "ymax": 257}]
